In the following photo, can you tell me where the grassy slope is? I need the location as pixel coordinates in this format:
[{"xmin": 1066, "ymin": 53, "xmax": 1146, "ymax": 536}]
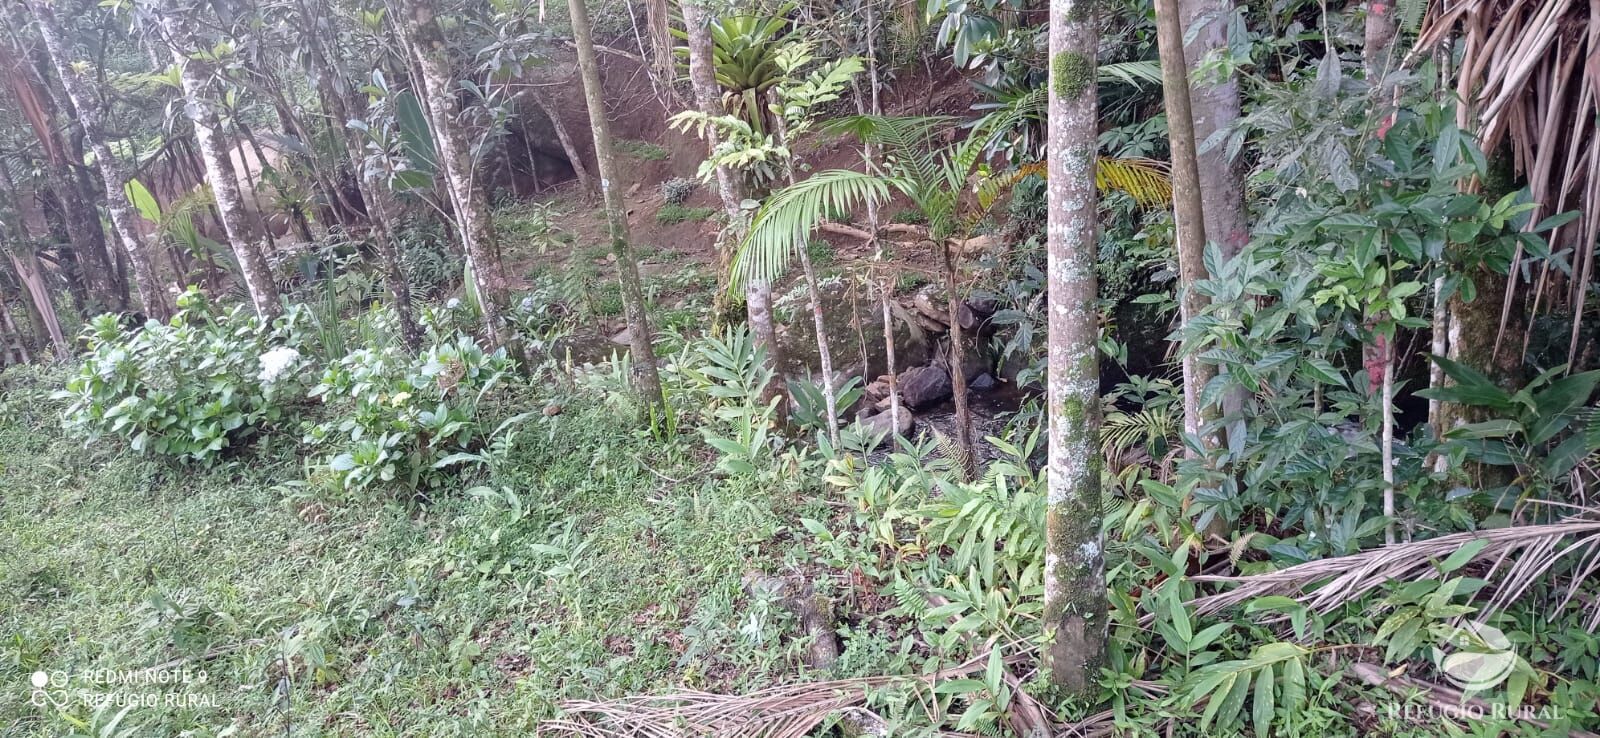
[{"xmin": 0, "ymin": 366, "xmax": 812, "ymax": 737}]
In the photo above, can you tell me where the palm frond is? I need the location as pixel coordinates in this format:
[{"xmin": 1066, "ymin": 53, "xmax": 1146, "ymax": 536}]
[
  {"xmin": 734, "ymin": 169, "xmax": 893, "ymax": 288},
  {"xmin": 1189, "ymin": 509, "xmax": 1600, "ymax": 631},
  {"xmin": 975, "ymin": 158, "xmax": 1172, "ymax": 213},
  {"xmin": 1098, "ymin": 60, "xmax": 1164, "ymax": 87}
]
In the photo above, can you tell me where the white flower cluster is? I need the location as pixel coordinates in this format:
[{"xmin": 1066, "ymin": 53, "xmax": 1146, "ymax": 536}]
[{"xmin": 258, "ymin": 346, "xmax": 302, "ymax": 384}]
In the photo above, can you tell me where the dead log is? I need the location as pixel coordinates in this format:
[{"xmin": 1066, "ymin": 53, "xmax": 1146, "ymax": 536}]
[{"xmin": 743, "ymin": 573, "xmax": 841, "ymax": 671}]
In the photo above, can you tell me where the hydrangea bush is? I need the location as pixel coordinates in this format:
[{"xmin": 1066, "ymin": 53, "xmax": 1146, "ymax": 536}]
[{"xmin": 57, "ymin": 290, "xmax": 312, "ymax": 461}]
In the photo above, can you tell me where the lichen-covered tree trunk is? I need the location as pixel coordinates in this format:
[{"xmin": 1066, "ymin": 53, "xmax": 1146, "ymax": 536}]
[
  {"xmin": 27, "ymin": 0, "xmax": 169, "ymax": 321},
  {"xmin": 567, "ymin": 0, "xmax": 666, "ymax": 412},
  {"xmin": 682, "ymin": 0, "xmax": 784, "ymax": 413},
  {"xmin": 1156, "ymin": 0, "xmax": 1218, "ymax": 450},
  {"xmin": 400, "ymin": 0, "xmax": 518, "ymax": 353},
  {"xmin": 1043, "ymin": 0, "xmax": 1107, "ymax": 694},
  {"xmin": 162, "ymin": 15, "xmax": 282, "ymax": 320}
]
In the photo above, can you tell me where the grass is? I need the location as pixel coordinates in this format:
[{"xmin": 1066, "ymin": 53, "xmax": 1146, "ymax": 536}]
[
  {"xmin": 0, "ymin": 366, "xmax": 807, "ymax": 736},
  {"xmin": 616, "ymin": 140, "xmax": 670, "ymax": 162},
  {"xmin": 654, "ymin": 204, "xmax": 716, "ymax": 226}
]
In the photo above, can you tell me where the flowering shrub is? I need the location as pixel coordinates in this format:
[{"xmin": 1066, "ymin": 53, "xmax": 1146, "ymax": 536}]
[
  {"xmin": 305, "ymin": 335, "xmax": 516, "ymax": 493},
  {"xmin": 57, "ymin": 290, "xmax": 311, "ymax": 461}
]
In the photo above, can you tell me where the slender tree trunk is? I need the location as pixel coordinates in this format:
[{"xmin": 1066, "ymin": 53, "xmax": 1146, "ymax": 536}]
[
  {"xmin": 941, "ymin": 242, "xmax": 976, "ymax": 475},
  {"xmin": 1381, "ymin": 343, "xmax": 1397, "ymax": 543},
  {"xmin": 682, "ymin": 0, "xmax": 785, "ymax": 413},
  {"xmin": 769, "ymin": 91, "xmax": 840, "ymax": 445},
  {"xmin": 1178, "ymin": 0, "xmax": 1249, "ymax": 456},
  {"xmin": 567, "ymin": 0, "xmax": 666, "ymax": 412},
  {"xmin": 531, "ymin": 91, "xmax": 595, "ymax": 193},
  {"xmin": 0, "ymin": 297, "xmax": 31, "ymax": 364},
  {"xmin": 27, "ymin": 0, "xmax": 170, "ymax": 320},
  {"xmin": 400, "ymin": 0, "xmax": 520, "ymax": 353},
  {"xmin": 161, "ymin": 14, "xmax": 282, "ymax": 320},
  {"xmin": 1155, "ymin": 0, "xmax": 1218, "ymax": 451},
  {"xmin": 860, "ymin": 2, "xmax": 900, "ymax": 433},
  {"xmin": 1043, "ymin": 0, "xmax": 1107, "ymax": 693},
  {"xmin": 299, "ymin": 5, "xmax": 422, "ymax": 352}
]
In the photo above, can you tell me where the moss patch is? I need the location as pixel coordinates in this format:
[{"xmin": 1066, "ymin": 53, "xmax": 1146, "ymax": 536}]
[{"xmin": 1052, "ymin": 51, "xmax": 1094, "ymax": 100}]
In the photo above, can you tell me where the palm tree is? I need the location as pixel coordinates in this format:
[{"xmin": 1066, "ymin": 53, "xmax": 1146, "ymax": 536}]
[{"xmin": 737, "ymin": 114, "xmax": 1170, "ymax": 473}]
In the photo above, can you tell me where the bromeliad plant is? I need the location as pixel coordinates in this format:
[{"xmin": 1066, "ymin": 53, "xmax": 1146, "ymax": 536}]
[{"xmin": 304, "ymin": 334, "xmax": 516, "ymax": 494}]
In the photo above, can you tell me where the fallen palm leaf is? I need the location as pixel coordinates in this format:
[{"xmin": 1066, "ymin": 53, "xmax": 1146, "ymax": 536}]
[
  {"xmin": 1189, "ymin": 509, "xmax": 1600, "ymax": 630},
  {"xmin": 537, "ymin": 651, "xmax": 1115, "ymax": 737}
]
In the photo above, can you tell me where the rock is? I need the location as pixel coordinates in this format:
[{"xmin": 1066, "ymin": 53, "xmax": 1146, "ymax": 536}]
[
  {"xmin": 966, "ymin": 294, "xmax": 999, "ymax": 316},
  {"xmin": 969, "ymin": 372, "xmax": 997, "ymax": 391},
  {"xmin": 898, "ymin": 364, "xmax": 952, "ymax": 408},
  {"xmin": 542, "ymin": 403, "xmax": 563, "ymax": 417},
  {"xmin": 912, "ymin": 286, "xmax": 951, "ymax": 326},
  {"xmin": 774, "ymin": 279, "xmax": 933, "ymax": 377},
  {"xmin": 858, "ymin": 407, "xmax": 913, "ymax": 440},
  {"xmin": 609, "ymin": 328, "xmax": 631, "ymax": 346}
]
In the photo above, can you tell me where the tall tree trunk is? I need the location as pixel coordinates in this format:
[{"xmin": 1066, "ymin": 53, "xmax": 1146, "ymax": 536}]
[
  {"xmin": 399, "ymin": 0, "xmax": 521, "ymax": 354},
  {"xmin": 567, "ymin": 0, "xmax": 666, "ymax": 412},
  {"xmin": 1156, "ymin": 0, "xmax": 1218, "ymax": 451},
  {"xmin": 1177, "ymin": 0, "xmax": 1249, "ymax": 455},
  {"xmin": 1043, "ymin": 0, "xmax": 1107, "ymax": 693},
  {"xmin": 160, "ymin": 14, "xmax": 282, "ymax": 320},
  {"xmin": 768, "ymin": 92, "xmax": 840, "ymax": 446},
  {"xmin": 27, "ymin": 0, "xmax": 170, "ymax": 320},
  {"xmin": 682, "ymin": 0, "xmax": 785, "ymax": 413},
  {"xmin": 298, "ymin": 0, "xmax": 423, "ymax": 352}
]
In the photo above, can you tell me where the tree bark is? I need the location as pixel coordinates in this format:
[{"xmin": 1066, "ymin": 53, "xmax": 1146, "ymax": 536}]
[
  {"xmin": 298, "ymin": 0, "xmax": 423, "ymax": 352},
  {"xmin": 27, "ymin": 0, "xmax": 170, "ymax": 320},
  {"xmin": 682, "ymin": 0, "xmax": 785, "ymax": 413},
  {"xmin": 941, "ymin": 242, "xmax": 976, "ymax": 476},
  {"xmin": 567, "ymin": 0, "xmax": 666, "ymax": 412},
  {"xmin": 1364, "ymin": 0, "xmax": 1398, "ymax": 90},
  {"xmin": 400, "ymin": 0, "xmax": 520, "ymax": 353},
  {"xmin": 1043, "ymin": 0, "xmax": 1107, "ymax": 694},
  {"xmin": 1156, "ymin": 0, "xmax": 1219, "ymax": 451},
  {"xmin": 161, "ymin": 12, "xmax": 282, "ymax": 320}
]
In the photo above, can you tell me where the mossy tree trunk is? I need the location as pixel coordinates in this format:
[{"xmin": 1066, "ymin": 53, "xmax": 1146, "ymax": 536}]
[
  {"xmin": 28, "ymin": 0, "xmax": 170, "ymax": 321},
  {"xmin": 1043, "ymin": 0, "xmax": 1107, "ymax": 694},
  {"xmin": 160, "ymin": 10, "xmax": 282, "ymax": 320},
  {"xmin": 567, "ymin": 0, "xmax": 666, "ymax": 413}
]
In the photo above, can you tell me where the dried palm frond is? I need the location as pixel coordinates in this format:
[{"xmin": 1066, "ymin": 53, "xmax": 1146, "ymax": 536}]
[
  {"xmin": 1416, "ymin": 0, "xmax": 1599, "ymax": 363},
  {"xmin": 537, "ymin": 652, "xmax": 1104, "ymax": 738},
  {"xmin": 1189, "ymin": 508, "xmax": 1600, "ymax": 630}
]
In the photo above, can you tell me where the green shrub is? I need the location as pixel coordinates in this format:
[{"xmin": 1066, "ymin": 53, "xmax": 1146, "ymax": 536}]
[
  {"xmin": 305, "ymin": 335, "xmax": 519, "ymax": 493},
  {"xmin": 57, "ymin": 290, "xmax": 312, "ymax": 461},
  {"xmin": 655, "ymin": 204, "xmax": 716, "ymax": 225}
]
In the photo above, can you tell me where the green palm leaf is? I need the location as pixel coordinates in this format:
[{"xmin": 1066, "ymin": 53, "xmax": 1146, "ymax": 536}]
[{"xmin": 734, "ymin": 169, "xmax": 893, "ymax": 288}]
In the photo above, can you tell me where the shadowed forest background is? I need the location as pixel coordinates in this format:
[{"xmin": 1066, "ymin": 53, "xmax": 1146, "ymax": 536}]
[{"xmin": 2, "ymin": 0, "xmax": 1600, "ymax": 734}]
